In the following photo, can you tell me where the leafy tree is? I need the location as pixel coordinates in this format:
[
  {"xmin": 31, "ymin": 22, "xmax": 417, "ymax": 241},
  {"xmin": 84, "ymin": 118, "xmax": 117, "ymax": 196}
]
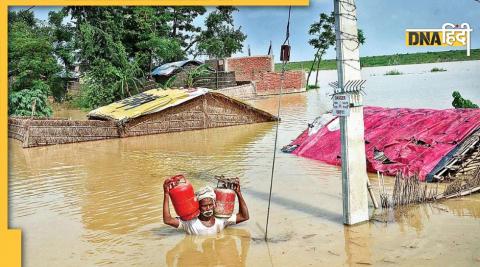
[
  {"xmin": 8, "ymin": 7, "xmax": 246, "ymax": 111},
  {"xmin": 8, "ymin": 9, "xmax": 35, "ymax": 28},
  {"xmin": 197, "ymin": 7, "xmax": 247, "ymax": 59},
  {"xmin": 76, "ymin": 22, "xmax": 143, "ymax": 108},
  {"xmin": 167, "ymin": 7, "xmax": 206, "ymax": 54},
  {"xmin": 48, "ymin": 9, "xmax": 75, "ymax": 101},
  {"xmin": 357, "ymin": 29, "xmax": 366, "ymax": 46},
  {"xmin": 64, "ymin": 6, "xmax": 195, "ymax": 107},
  {"xmin": 8, "ymin": 12, "xmax": 61, "ymax": 117},
  {"xmin": 307, "ymin": 12, "xmax": 366, "ymax": 87},
  {"xmin": 307, "ymin": 12, "xmax": 336, "ymax": 87},
  {"xmin": 123, "ymin": 7, "xmax": 181, "ymax": 72},
  {"xmin": 452, "ymin": 91, "xmax": 478, "ymax": 108}
]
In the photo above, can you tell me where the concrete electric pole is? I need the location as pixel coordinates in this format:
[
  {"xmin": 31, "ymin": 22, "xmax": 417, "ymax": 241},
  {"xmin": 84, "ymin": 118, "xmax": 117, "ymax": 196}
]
[{"xmin": 333, "ymin": 0, "xmax": 369, "ymax": 225}]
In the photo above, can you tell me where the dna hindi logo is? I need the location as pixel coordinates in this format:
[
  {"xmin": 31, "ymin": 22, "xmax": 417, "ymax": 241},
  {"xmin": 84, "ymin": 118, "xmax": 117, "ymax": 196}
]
[{"xmin": 405, "ymin": 23, "xmax": 473, "ymax": 56}]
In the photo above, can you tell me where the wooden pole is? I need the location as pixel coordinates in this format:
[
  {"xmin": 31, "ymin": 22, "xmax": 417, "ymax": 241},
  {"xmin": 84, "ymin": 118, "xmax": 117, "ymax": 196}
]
[{"xmin": 367, "ymin": 179, "xmax": 379, "ymax": 209}]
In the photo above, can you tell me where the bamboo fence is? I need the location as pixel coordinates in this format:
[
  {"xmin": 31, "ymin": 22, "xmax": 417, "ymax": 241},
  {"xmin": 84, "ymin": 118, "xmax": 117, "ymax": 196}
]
[{"xmin": 9, "ymin": 116, "xmax": 119, "ymax": 148}]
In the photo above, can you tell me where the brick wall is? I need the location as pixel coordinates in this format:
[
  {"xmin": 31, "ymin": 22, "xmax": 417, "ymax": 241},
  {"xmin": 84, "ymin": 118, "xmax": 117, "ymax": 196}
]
[
  {"xmin": 225, "ymin": 55, "xmax": 274, "ymax": 81},
  {"xmin": 255, "ymin": 70, "xmax": 306, "ymax": 95}
]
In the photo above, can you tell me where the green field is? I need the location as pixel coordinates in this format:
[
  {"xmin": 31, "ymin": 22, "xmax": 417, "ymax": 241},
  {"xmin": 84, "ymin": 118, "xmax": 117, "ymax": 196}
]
[{"xmin": 275, "ymin": 49, "xmax": 480, "ymax": 71}]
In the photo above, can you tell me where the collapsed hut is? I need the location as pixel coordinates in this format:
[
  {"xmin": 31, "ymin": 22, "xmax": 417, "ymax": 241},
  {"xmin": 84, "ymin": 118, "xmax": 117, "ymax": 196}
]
[
  {"xmin": 283, "ymin": 106, "xmax": 480, "ymax": 183},
  {"xmin": 9, "ymin": 88, "xmax": 277, "ymax": 148}
]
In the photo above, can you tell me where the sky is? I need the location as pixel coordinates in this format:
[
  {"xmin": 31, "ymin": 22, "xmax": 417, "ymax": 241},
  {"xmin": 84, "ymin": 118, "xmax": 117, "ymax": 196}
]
[{"xmin": 11, "ymin": 0, "xmax": 480, "ymax": 62}]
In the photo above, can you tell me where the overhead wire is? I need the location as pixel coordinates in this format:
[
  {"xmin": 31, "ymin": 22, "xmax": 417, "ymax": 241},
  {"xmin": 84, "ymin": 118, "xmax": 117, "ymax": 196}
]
[{"xmin": 265, "ymin": 6, "xmax": 291, "ymax": 242}]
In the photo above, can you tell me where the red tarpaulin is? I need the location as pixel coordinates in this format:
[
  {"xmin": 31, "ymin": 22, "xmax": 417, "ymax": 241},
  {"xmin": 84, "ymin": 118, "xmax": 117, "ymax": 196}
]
[{"xmin": 286, "ymin": 106, "xmax": 480, "ymax": 181}]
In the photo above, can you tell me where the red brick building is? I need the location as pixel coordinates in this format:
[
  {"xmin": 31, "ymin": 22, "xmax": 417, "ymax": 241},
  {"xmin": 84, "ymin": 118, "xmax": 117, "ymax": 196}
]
[{"xmin": 223, "ymin": 55, "xmax": 306, "ymax": 95}]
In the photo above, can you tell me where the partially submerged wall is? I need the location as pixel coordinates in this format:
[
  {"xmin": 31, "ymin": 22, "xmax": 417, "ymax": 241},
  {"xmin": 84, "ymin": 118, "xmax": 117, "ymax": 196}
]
[
  {"xmin": 225, "ymin": 55, "xmax": 274, "ymax": 81},
  {"xmin": 9, "ymin": 117, "xmax": 119, "ymax": 148},
  {"xmin": 223, "ymin": 55, "xmax": 305, "ymax": 95},
  {"xmin": 255, "ymin": 70, "xmax": 306, "ymax": 95}
]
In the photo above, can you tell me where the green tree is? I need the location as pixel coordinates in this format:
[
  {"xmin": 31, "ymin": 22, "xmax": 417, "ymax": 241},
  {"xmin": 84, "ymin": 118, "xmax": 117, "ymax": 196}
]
[
  {"xmin": 123, "ymin": 7, "xmax": 183, "ymax": 73},
  {"xmin": 48, "ymin": 9, "xmax": 75, "ymax": 101},
  {"xmin": 8, "ymin": 9, "xmax": 35, "ymax": 28},
  {"xmin": 8, "ymin": 11, "xmax": 61, "ymax": 117},
  {"xmin": 168, "ymin": 7, "xmax": 206, "ymax": 54},
  {"xmin": 307, "ymin": 12, "xmax": 366, "ymax": 87},
  {"xmin": 197, "ymin": 7, "xmax": 247, "ymax": 59},
  {"xmin": 62, "ymin": 8, "xmax": 146, "ymax": 107},
  {"xmin": 307, "ymin": 12, "xmax": 336, "ymax": 87},
  {"xmin": 64, "ymin": 6, "xmax": 196, "ymax": 108},
  {"xmin": 51, "ymin": 7, "xmax": 221, "ymax": 108},
  {"xmin": 76, "ymin": 22, "xmax": 142, "ymax": 108}
]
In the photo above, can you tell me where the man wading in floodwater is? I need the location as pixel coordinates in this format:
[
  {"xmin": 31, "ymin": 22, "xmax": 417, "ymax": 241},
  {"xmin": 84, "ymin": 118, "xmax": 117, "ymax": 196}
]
[{"xmin": 163, "ymin": 180, "xmax": 249, "ymax": 235}]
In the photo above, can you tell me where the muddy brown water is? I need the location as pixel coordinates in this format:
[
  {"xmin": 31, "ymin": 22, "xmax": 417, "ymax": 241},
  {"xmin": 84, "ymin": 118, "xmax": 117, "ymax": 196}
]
[{"xmin": 9, "ymin": 62, "xmax": 480, "ymax": 266}]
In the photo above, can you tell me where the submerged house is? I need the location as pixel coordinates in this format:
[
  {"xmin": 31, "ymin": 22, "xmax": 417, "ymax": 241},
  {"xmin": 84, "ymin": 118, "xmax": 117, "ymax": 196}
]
[
  {"xmin": 151, "ymin": 59, "xmax": 237, "ymax": 90},
  {"xmin": 9, "ymin": 88, "xmax": 277, "ymax": 148},
  {"xmin": 87, "ymin": 88, "xmax": 276, "ymax": 137},
  {"xmin": 283, "ymin": 106, "xmax": 480, "ymax": 182}
]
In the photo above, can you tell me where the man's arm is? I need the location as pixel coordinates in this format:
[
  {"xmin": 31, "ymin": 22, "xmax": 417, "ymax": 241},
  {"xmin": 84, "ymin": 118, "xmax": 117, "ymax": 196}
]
[
  {"xmin": 163, "ymin": 179, "xmax": 180, "ymax": 228},
  {"xmin": 233, "ymin": 181, "xmax": 249, "ymax": 224}
]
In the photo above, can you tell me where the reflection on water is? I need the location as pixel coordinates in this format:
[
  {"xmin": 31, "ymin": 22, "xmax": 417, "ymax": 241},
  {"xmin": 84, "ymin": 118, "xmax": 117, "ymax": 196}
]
[
  {"xmin": 344, "ymin": 224, "xmax": 372, "ymax": 266},
  {"xmin": 9, "ymin": 62, "xmax": 480, "ymax": 266},
  {"xmin": 10, "ymin": 122, "xmax": 274, "ymax": 235},
  {"xmin": 166, "ymin": 229, "xmax": 251, "ymax": 267}
]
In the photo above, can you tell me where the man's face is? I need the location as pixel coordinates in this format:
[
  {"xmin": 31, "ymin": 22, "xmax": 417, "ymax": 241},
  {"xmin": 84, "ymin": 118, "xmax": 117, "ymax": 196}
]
[{"xmin": 199, "ymin": 198, "xmax": 215, "ymax": 217}]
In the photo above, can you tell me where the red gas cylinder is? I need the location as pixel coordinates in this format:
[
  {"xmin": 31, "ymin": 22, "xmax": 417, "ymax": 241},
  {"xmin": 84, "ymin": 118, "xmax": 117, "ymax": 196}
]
[
  {"xmin": 168, "ymin": 175, "xmax": 200, "ymax": 221},
  {"xmin": 214, "ymin": 178, "xmax": 237, "ymax": 218}
]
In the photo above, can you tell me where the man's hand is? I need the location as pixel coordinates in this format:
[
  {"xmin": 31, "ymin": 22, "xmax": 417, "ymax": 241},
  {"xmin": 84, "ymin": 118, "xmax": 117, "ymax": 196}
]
[
  {"xmin": 233, "ymin": 178, "xmax": 249, "ymax": 223},
  {"xmin": 163, "ymin": 178, "xmax": 174, "ymax": 194},
  {"xmin": 232, "ymin": 180, "xmax": 241, "ymax": 194}
]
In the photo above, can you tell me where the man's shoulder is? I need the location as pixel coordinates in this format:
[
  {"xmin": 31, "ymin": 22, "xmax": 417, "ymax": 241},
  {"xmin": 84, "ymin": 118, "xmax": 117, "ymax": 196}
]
[{"xmin": 180, "ymin": 217, "xmax": 198, "ymax": 224}]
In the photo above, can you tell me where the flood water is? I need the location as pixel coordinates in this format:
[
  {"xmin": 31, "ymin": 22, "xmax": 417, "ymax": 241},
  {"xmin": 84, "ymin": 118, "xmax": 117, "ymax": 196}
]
[{"xmin": 9, "ymin": 61, "xmax": 480, "ymax": 266}]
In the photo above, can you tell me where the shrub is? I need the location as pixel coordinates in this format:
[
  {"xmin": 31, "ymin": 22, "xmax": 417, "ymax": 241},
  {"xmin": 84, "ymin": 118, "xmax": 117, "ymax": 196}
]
[
  {"xmin": 431, "ymin": 67, "xmax": 446, "ymax": 72},
  {"xmin": 385, "ymin": 69, "xmax": 402, "ymax": 75}
]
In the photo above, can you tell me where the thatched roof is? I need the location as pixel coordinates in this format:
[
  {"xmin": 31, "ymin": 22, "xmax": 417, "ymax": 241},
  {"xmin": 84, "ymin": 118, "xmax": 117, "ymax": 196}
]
[{"xmin": 88, "ymin": 88, "xmax": 277, "ymax": 122}]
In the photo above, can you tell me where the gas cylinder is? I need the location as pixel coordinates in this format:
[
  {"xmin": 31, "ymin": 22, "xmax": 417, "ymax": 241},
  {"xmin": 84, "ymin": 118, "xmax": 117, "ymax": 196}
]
[
  {"xmin": 168, "ymin": 175, "xmax": 200, "ymax": 221},
  {"xmin": 214, "ymin": 178, "xmax": 236, "ymax": 218}
]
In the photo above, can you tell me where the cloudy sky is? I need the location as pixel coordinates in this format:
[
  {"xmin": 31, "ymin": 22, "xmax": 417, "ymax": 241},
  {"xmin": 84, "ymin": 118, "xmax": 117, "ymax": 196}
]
[{"xmin": 11, "ymin": 0, "xmax": 480, "ymax": 62}]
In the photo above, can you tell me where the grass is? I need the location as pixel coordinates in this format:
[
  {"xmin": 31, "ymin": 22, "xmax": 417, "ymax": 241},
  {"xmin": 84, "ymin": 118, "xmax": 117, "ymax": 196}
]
[
  {"xmin": 276, "ymin": 48, "xmax": 480, "ymax": 71},
  {"xmin": 431, "ymin": 67, "xmax": 447, "ymax": 72},
  {"xmin": 385, "ymin": 69, "xmax": 403, "ymax": 75}
]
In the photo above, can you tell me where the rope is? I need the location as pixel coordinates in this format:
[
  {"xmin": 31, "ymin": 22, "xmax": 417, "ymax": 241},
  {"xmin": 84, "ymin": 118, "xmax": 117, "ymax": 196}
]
[{"xmin": 265, "ymin": 6, "xmax": 291, "ymax": 241}]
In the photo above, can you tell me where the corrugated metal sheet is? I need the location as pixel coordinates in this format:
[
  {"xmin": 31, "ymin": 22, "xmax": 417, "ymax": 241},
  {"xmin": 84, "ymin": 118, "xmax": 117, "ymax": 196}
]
[
  {"xmin": 87, "ymin": 88, "xmax": 209, "ymax": 121},
  {"xmin": 285, "ymin": 106, "xmax": 480, "ymax": 181},
  {"xmin": 151, "ymin": 60, "xmax": 202, "ymax": 77}
]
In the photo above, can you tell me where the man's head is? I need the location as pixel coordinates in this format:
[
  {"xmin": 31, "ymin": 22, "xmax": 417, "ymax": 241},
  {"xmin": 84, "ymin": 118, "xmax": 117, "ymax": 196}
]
[{"xmin": 196, "ymin": 186, "xmax": 216, "ymax": 218}]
